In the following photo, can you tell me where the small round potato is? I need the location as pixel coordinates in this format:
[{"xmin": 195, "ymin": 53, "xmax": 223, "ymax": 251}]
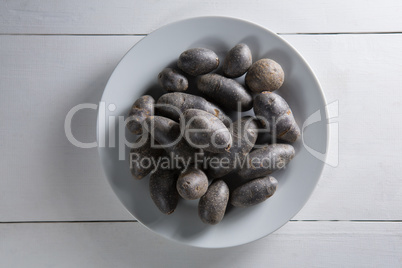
[
  {"xmin": 197, "ymin": 73, "xmax": 253, "ymax": 111},
  {"xmin": 177, "ymin": 48, "xmax": 219, "ymax": 76},
  {"xmin": 245, "ymin": 59, "xmax": 284, "ymax": 93},
  {"xmin": 158, "ymin": 68, "xmax": 188, "ymax": 92},
  {"xmin": 223, "ymin": 43, "xmax": 252, "ymax": 78},
  {"xmin": 198, "ymin": 180, "xmax": 229, "ymax": 225},
  {"xmin": 149, "ymin": 168, "xmax": 180, "ymax": 215},
  {"xmin": 176, "ymin": 167, "xmax": 209, "ymax": 200},
  {"xmin": 231, "ymin": 176, "xmax": 278, "ymax": 207},
  {"xmin": 183, "ymin": 109, "xmax": 232, "ymax": 153},
  {"xmin": 126, "ymin": 95, "xmax": 155, "ymax": 135}
]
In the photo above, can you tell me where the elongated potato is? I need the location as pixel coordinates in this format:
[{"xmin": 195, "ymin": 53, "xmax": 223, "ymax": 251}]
[
  {"xmin": 198, "ymin": 180, "xmax": 229, "ymax": 225},
  {"xmin": 238, "ymin": 144, "xmax": 295, "ymax": 180},
  {"xmin": 183, "ymin": 109, "xmax": 232, "ymax": 153},
  {"xmin": 126, "ymin": 95, "xmax": 155, "ymax": 135},
  {"xmin": 129, "ymin": 135, "xmax": 164, "ymax": 180},
  {"xmin": 231, "ymin": 176, "xmax": 278, "ymax": 207},
  {"xmin": 145, "ymin": 116, "xmax": 201, "ymax": 164},
  {"xmin": 223, "ymin": 43, "xmax": 252, "ymax": 78},
  {"xmin": 176, "ymin": 167, "xmax": 209, "ymax": 200},
  {"xmin": 177, "ymin": 48, "xmax": 219, "ymax": 76},
  {"xmin": 149, "ymin": 168, "xmax": 180, "ymax": 215},
  {"xmin": 197, "ymin": 73, "xmax": 253, "ymax": 111},
  {"xmin": 158, "ymin": 68, "xmax": 188, "ymax": 92},
  {"xmin": 206, "ymin": 117, "xmax": 258, "ymax": 179},
  {"xmin": 156, "ymin": 92, "xmax": 231, "ymax": 126},
  {"xmin": 245, "ymin": 59, "xmax": 284, "ymax": 93},
  {"xmin": 254, "ymin": 91, "xmax": 300, "ymax": 142}
]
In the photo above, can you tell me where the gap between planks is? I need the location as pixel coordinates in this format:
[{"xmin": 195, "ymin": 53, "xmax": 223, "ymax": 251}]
[
  {"xmin": 1, "ymin": 220, "xmax": 402, "ymax": 224},
  {"xmin": 1, "ymin": 32, "xmax": 402, "ymax": 36}
]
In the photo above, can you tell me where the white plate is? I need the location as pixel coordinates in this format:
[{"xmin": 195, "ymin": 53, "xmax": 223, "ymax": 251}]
[{"xmin": 97, "ymin": 16, "xmax": 328, "ymax": 248}]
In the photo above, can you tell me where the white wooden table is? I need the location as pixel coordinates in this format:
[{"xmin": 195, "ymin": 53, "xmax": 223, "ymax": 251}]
[{"xmin": 1, "ymin": 1, "xmax": 402, "ymax": 267}]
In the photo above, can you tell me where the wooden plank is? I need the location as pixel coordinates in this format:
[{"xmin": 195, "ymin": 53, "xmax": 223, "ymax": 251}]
[
  {"xmin": 0, "ymin": 221, "xmax": 401, "ymax": 267},
  {"xmin": 0, "ymin": 0, "xmax": 402, "ymax": 34},
  {"xmin": 0, "ymin": 35, "xmax": 139, "ymax": 221},
  {"xmin": 1, "ymin": 34, "xmax": 402, "ymax": 221},
  {"xmin": 285, "ymin": 34, "xmax": 402, "ymax": 220}
]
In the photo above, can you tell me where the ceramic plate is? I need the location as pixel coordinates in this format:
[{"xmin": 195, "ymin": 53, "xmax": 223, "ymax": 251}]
[{"xmin": 97, "ymin": 16, "xmax": 328, "ymax": 248}]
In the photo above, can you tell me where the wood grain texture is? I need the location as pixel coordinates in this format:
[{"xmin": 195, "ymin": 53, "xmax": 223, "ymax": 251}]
[
  {"xmin": 0, "ymin": 35, "xmax": 138, "ymax": 221},
  {"xmin": 0, "ymin": 221, "xmax": 401, "ymax": 267},
  {"xmin": 1, "ymin": 0, "xmax": 402, "ymax": 34},
  {"xmin": 1, "ymin": 34, "xmax": 402, "ymax": 221},
  {"xmin": 288, "ymin": 34, "xmax": 402, "ymax": 220}
]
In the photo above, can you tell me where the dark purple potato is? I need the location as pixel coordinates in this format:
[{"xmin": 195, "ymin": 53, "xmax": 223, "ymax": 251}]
[
  {"xmin": 198, "ymin": 180, "xmax": 229, "ymax": 225},
  {"xmin": 126, "ymin": 95, "xmax": 155, "ymax": 135},
  {"xmin": 206, "ymin": 117, "xmax": 259, "ymax": 179},
  {"xmin": 176, "ymin": 167, "xmax": 208, "ymax": 200},
  {"xmin": 149, "ymin": 168, "xmax": 180, "ymax": 215},
  {"xmin": 145, "ymin": 116, "xmax": 200, "ymax": 164},
  {"xmin": 254, "ymin": 91, "xmax": 300, "ymax": 142},
  {"xmin": 238, "ymin": 144, "xmax": 295, "ymax": 180},
  {"xmin": 223, "ymin": 43, "xmax": 252, "ymax": 78},
  {"xmin": 156, "ymin": 92, "xmax": 231, "ymax": 127},
  {"xmin": 197, "ymin": 73, "xmax": 253, "ymax": 111},
  {"xmin": 177, "ymin": 48, "xmax": 219, "ymax": 76},
  {"xmin": 158, "ymin": 68, "xmax": 188, "ymax": 92},
  {"xmin": 245, "ymin": 59, "xmax": 284, "ymax": 93},
  {"xmin": 231, "ymin": 176, "xmax": 278, "ymax": 207},
  {"xmin": 183, "ymin": 109, "xmax": 232, "ymax": 153},
  {"xmin": 129, "ymin": 136, "xmax": 164, "ymax": 180}
]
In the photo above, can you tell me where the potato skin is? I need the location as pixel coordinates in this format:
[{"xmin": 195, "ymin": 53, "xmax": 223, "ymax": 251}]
[
  {"xmin": 145, "ymin": 115, "xmax": 200, "ymax": 163},
  {"xmin": 197, "ymin": 73, "xmax": 253, "ymax": 111},
  {"xmin": 238, "ymin": 144, "xmax": 295, "ymax": 180},
  {"xmin": 205, "ymin": 117, "xmax": 259, "ymax": 179},
  {"xmin": 198, "ymin": 180, "xmax": 229, "ymax": 225},
  {"xmin": 149, "ymin": 168, "xmax": 180, "ymax": 215},
  {"xmin": 231, "ymin": 176, "xmax": 278, "ymax": 207},
  {"xmin": 183, "ymin": 109, "xmax": 232, "ymax": 153},
  {"xmin": 254, "ymin": 91, "xmax": 300, "ymax": 142},
  {"xmin": 245, "ymin": 59, "xmax": 284, "ymax": 93},
  {"xmin": 158, "ymin": 68, "xmax": 188, "ymax": 92},
  {"xmin": 177, "ymin": 48, "xmax": 219, "ymax": 76},
  {"xmin": 176, "ymin": 167, "xmax": 209, "ymax": 200},
  {"xmin": 156, "ymin": 92, "xmax": 231, "ymax": 126},
  {"xmin": 126, "ymin": 95, "xmax": 155, "ymax": 134},
  {"xmin": 223, "ymin": 43, "xmax": 252, "ymax": 78},
  {"xmin": 129, "ymin": 136, "xmax": 164, "ymax": 180}
]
